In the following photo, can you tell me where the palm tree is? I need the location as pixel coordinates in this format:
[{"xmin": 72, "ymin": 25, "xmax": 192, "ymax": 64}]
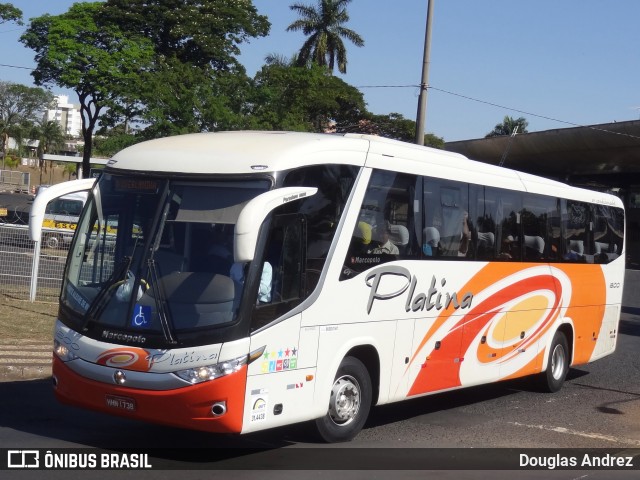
[
  {"xmin": 287, "ymin": 0, "xmax": 364, "ymax": 74},
  {"xmin": 31, "ymin": 120, "xmax": 65, "ymax": 183},
  {"xmin": 485, "ymin": 116, "xmax": 529, "ymax": 138}
]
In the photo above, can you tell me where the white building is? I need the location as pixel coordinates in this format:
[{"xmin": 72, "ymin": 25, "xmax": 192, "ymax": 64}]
[{"xmin": 46, "ymin": 95, "xmax": 82, "ymax": 138}]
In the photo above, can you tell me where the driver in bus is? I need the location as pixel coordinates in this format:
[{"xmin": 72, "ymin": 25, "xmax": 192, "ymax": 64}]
[
  {"xmin": 369, "ymin": 224, "xmax": 399, "ymax": 255},
  {"xmin": 230, "ymin": 261, "xmax": 273, "ymax": 304}
]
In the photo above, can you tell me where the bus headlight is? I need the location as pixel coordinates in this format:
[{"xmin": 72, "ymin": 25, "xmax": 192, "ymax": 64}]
[
  {"xmin": 54, "ymin": 340, "xmax": 79, "ymax": 362},
  {"xmin": 174, "ymin": 354, "xmax": 248, "ymax": 384}
]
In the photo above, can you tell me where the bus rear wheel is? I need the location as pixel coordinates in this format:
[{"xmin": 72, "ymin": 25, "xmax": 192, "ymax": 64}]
[
  {"xmin": 539, "ymin": 331, "xmax": 569, "ymax": 393},
  {"xmin": 315, "ymin": 356, "xmax": 372, "ymax": 443}
]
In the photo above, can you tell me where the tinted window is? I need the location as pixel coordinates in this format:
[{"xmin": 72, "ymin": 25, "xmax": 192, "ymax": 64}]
[{"xmin": 341, "ymin": 169, "xmax": 420, "ymax": 280}]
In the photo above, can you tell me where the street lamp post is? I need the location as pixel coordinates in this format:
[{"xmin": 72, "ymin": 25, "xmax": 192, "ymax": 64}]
[{"xmin": 415, "ymin": 0, "xmax": 435, "ymax": 145}]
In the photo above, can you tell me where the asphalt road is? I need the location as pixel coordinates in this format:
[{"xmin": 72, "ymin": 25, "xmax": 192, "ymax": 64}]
[{"xmin": 0, "ymin": 316, "xmax": 639, "ymax": 478}]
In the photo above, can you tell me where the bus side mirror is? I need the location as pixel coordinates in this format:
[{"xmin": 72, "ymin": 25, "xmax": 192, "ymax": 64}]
[
  {"xmin": 234, "ymin": 186, "xmax": 317, "ymax": 262},
  {"xmin": 29, "ymin": 179, "xmax": 96, "ymax": 242}
]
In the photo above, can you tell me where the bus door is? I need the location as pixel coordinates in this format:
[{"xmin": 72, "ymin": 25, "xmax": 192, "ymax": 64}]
[{"xmin": 245, "ymin": 212, "xmax": 316, "ymax": 430}]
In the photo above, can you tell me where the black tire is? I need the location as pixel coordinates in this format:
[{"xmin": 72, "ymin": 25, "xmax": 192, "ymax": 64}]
[
  {"xmin": 539, "ymin": 331, "xmax": 569, "ymax": 393},
  {"xmin": 45, "ymin": 233, "xmax": 61, "ymax": 249},
  {"xmin": 314, "ymin": 356, "xmax": 372, "ymax": 443}
]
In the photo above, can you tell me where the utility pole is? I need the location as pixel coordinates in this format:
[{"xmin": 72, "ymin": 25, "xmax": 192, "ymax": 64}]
[{"xmin": 415, "ymin": 0, "xmax": 435, "ymax": 145}]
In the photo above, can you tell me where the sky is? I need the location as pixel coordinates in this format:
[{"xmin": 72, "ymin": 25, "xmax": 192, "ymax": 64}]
[{"xmin": 1, "ymin": 0, "xmax": 640, "ymax": 142}]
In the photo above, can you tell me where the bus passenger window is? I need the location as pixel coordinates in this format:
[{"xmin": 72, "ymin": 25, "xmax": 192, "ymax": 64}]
[
  {"xmin": 424, "ymin": 179, "xmax": 471, "ymax": 259},
  {"xmin": 563, "ymin": 200, "xmax": 590, "ymax": 262},
  {"xmin": 521, "ymin": 194, "xmax": 557, "ymax": 262},
  {"xmin": 340, "ymin": 169, "xmax": 420, "ymax": 280}
]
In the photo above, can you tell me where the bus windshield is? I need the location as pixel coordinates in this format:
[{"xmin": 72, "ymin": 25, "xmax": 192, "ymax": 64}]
[{"xmin": 60, "ymin": 173, "xmax": 270, "ymax": 345}]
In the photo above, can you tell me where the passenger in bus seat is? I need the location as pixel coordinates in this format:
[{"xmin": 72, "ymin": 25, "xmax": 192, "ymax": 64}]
[
  {"xmin": 422, "ymin": 227, "xmax": 440, "ymax": 257},
  {"xmin": 369, "ymin": 224, "xmax": 399, "ymax": 255},
  {"xmin": 498, "ymin": 235, "xmax": 517, "ymax": 259},
  {"xmin": 230, "ymin": 261, "xmax": 273, "ymax": 304},
  {"xmin": 354, "ymin": 221, "xmax": 372, "ymax": 253}
]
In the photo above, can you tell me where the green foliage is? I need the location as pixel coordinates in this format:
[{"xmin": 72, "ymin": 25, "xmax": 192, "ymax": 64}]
[
  {"xmin": 63, "ymin": 161, "xmax": 78, "ymax": 180},
  {"xmin": 334, "ymin": 112, "xmax": 444, "ymax": 147},
  {"xmin": 3, "ymin": 153, "xmax": 19, "ymax": 168},
  {"xmin": 0, "ymin": 81, "xmax": 53, "ymax": 163},
  {"xmin": 0, "ymin": 2, "xmax": 22, "ymax": 26},
  {"xmin": 335, "ymin": 112, "xmax": 414, "ymax": 141},
  {"xmin": 287, "ymin": 0, "xmax": 364, "ymax": 74},
  {"xmin": 248, "ymin": 62, "xmax": 365, "ymax": 131},
  {"xmin": 132, "ymin": 59, "xmax": 253, "ymax": 139},
  {"xmin": 424, "ymin": 133, "xmax": 445, "ymax": 149},
  {"xmin": 93, "ymin": 132, "xmax": 139, "ymax": 157},
  {"xmin": 486, "ymin": 115, "xmax": 529, "ymax": 137},
  {"xmin": 100, "ymin": 0, "xmax": 270, "ymax": 69},
  {"xmin": 32, "ymin": 120, "xmax": 66, "ymax": 156},
  {"xmin": 20, "ymin": 2, "xmax": 156, "ymax": 175}
]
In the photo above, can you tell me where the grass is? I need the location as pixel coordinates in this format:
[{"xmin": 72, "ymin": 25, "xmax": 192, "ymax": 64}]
[{"xmin": 0, "ymin": 292, "xmax": 58, "ymax": 343}]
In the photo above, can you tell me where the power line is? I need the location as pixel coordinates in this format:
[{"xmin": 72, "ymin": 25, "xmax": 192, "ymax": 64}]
[
  {"xmin": 356, "ymin": 83, "xmax": 640, "ymax": 141},
  {"xmin": 0, "ymin": 62, "xmax": 33, "ymax": 70}
]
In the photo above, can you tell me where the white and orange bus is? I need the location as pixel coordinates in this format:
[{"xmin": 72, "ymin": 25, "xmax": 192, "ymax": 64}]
[{"xmin": 30, "ymin": 131, "xmax": 625, "ymax": 442}]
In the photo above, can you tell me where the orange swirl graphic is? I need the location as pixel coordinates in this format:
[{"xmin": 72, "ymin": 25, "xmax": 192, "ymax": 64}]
[
  {"xmin": 408, "ymin": 263, "xmax": 605, "ymax": 396},
  {"xmin": 96, "ymin": 347, "xmax": 151, "ymax": 371}
]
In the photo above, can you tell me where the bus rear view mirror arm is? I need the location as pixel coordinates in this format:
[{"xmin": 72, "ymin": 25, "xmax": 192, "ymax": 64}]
[
  {"xmin": 29, "ymin": 179, "xmax": 96, "ymax": 242},
  {"xmin": 234, "ymin": 186, "xmax": 317, "ymax": 263}
]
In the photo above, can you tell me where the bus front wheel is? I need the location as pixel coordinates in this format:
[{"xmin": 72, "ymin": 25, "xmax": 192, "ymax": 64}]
[
  {"xmin": 539, "ymin": 331, "xmax": 569, "ymax": 393},
  {"xmin": 315, "ymin": 356, "xmax": 372, "ymax": 443}
]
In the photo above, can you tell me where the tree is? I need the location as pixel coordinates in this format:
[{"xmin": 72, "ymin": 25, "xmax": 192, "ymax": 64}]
[
  {"xmin": 0, "ymin": 81, "xmax": 53, "ymax": 168},
  {"xmin": 21, "ymin": 2, "xmax": 155, "ymax": 178},
  {"xmin": 100, "ymin": 0, "xmax": 270, "ymax": 70},
  {"xmin": 485, "ymin": 115, "xmax": 529, "ymax": 138},
  {"xmin": 131, "ymin": 59, "xmax": 252, "ymax": 139},
  {"xmin": 287, "ymin": 0, "xmax": 364, "ymax": 74},
  {"xmin": 423, "ymin": 133, "xmax": 445, "ymax": 149},
  {"xmin": 93, "ymin": 124, "xmax": 139, "ymax": 158},
  {"xmin": 248, "ymin": 62, "xmax": 366, "ymax": 131},
  {"xmin": 334, "ymin": 112, "xmax": 445, "ymax": 147},
  {"xmin": 0, "ymin": 2, "xmax": 22, "ymax": 26},
  {"xmin": 97, "ymin": 0, "xmax": 269, "ymax": 137},
  {"xmin": 336, "ymin": 112, "xmax": 414, "ymax": 141},
  {"xmin": 30, "ymin": 120, "xmax": 66, "ymax": 184}
]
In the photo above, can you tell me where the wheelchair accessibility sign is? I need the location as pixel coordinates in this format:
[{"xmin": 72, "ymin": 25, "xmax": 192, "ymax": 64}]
[{"xmin": 130, "ymin": 305, "xmax": 152, "ymax": 329}]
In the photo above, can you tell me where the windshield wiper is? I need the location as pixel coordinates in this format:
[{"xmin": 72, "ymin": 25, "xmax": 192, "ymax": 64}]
[
  {"xmin": 147, "ymin": 257, "xmax": 177, "ymax": 344},
  {"xmin": 80, "ymin": 255, "xmax": 131, "ymax": 331}
]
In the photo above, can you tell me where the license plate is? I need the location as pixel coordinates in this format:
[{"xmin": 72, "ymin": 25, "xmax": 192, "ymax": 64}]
[{"xmin": 105, "ymin": 394, "xmax": 136, "ymax": 411}]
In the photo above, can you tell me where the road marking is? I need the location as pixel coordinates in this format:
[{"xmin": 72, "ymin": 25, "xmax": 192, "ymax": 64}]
[{"xmin": 510, "ymin": 422, "xmax": 640, "ymax": 446}]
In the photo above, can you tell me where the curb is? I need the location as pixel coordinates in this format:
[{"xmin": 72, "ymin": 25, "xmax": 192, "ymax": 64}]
[{"xmin": 0, "ymin": 341, "xmax": 52, "ymax": 382}]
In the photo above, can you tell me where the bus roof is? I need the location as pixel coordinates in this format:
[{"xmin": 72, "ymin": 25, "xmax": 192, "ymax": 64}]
[{"xmin": 108, "ymin": 131, "xmax": 623, "ymax": 209}]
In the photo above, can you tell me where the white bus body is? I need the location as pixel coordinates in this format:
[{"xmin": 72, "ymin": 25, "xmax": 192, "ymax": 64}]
[{"xmin": 34, "ymin": 131, "xmax": 625, "ymax": 442}]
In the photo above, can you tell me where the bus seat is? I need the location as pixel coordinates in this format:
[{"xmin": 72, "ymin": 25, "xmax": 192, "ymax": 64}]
[
  {"xmin": 477, "ymin": 231, "xmax": 495, "ymax": 247},
  {"xmin": 524, "ymin": 235, "xmax": 545, "ymax": 260},
  {"xmin": 422, "ymin": 227, "xmax": 440, "ymax": 257},
  {"xmin": 595, "ymin": 241, "xmax": 617, "ymax": 254},
  {"xmin": 569, "ymin": 239, "xmax": 584, "ymax": 255},
  {"xmin": 389, "ymin": 224, "xmax": 409, "ymax": 247}
]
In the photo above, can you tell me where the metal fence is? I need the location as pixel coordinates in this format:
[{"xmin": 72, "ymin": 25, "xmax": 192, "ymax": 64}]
[
  {"xmin": 0, "ymin": 224, "xmax": 66, "ymax": 303},
  {"xmin": 0, "ymin": 170, "xmax": 30, "ymax": 194}
]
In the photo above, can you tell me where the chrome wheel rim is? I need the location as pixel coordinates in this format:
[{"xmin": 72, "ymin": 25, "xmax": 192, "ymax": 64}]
[
  {"xmin": 328, "ymin": 374, "xmax": 361, "ymax": 426},
  {"xmin": 551, "ymin": 343, "xmax": 566, "ymax": 380}
]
